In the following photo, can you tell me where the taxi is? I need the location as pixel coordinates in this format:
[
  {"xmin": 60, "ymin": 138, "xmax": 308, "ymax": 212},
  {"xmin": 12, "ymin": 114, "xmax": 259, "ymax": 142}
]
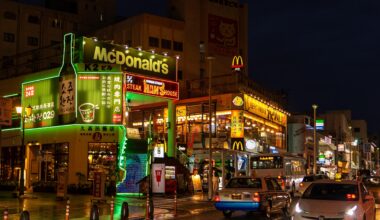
[{"xmin": 214, "ymin": 176, "xmax": 291, "ymax": 218}]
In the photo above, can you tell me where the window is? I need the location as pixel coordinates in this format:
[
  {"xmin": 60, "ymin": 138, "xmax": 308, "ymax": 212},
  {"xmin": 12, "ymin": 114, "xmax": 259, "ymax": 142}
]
[
  {"xmin": 3, "ymin": 33, "xmax": 15, "ymax": 42},
  {"xmin": 51, "ymin": 19, "xmax": 63, "ymax": 29},
  {"xmin": 28, "ymin": 15, "xmax": 40, "ymax": 24},
  {"xmin": 177, "ymin": 70, "xmax": 183, "ymax": 80},
  {"xmin": 303, "ymin": 183, "xmax": 358, "ymax": 201},
  {"xmin": 27, "ymin": 36, "xmax": 39, "ymax": 46},
  {"xmin": 226, "ymin": 178, "xmax": 262, "ymax": 189},
  {"xmin": 173, "ymin": 41, "xmax": 183, "ymax": 51},
  {"xmin": 2, "ymin": 56, "xmax": 14, "ymax": 68},
  {"xmin": 354, "ymin": 127, "xmax": 360, "ymax": 133},
  {"xmin": 51, "ymin": 40, "xmax": 60, "ymax": 46},
  {"xmin": 149, "ymin": 37, "xmax": 159, "ymax": 47},
  {"xmin": 161, "ymin": 39, "xmax": 171, "ymax": 49},
  {"xmin": 4, "ymin": 11, "xmax": 16, "ymax": 20}
]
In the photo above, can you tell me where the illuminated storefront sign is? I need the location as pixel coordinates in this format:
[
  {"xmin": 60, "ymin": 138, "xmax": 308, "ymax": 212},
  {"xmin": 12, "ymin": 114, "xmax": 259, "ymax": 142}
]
[
  {"xmin": 23, "ymin": 78, "xmax": 60, "ymax": 128},
  {"xmin": 81, "ymin": 37, "xmax": 176, "ymax": 81},
  {"xmin": 232, "ymin": 96, "xmax": 244, "ymax": 107},
  {"xmin": 231, "ymin": 110, "xmax": 244, "ymax": 138},
  {"xmin": 244, "ymin": 94, "xmax": 287, "ymax": 126},
  {"xmin": 231, "ymin": 55, "xmax": 244, "ymax": 71},
  {"xmin": 259, "ymin": 156, "xmax": 274, "ymax": 161},
  {"xmin": 231, "ymin": 138, "xmax": 244, "ymax": 151},
  {"xmin": 77, "ymin": 73, "xmax": 123, "ymax": 124},
  {"xmin": 125, "ymin": 74, "xmax": 179, "ymax": 100},
  {"xmin": 316, "ymin": 119, "xmax": 324, "ymax": 130}
]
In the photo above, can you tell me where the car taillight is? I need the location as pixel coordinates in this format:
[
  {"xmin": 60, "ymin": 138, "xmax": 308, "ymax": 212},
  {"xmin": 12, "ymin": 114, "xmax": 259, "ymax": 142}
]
[
  {"xmin": 214, "ymin": 193, "xmax": 220, "ymax": 202},
  {"xmin": 346, "ymin": 194, "xmax": 357, "ymax": 200},
  {"xmin": 252, "ymin": 192, "xmax": 260, "ymax": 202}
]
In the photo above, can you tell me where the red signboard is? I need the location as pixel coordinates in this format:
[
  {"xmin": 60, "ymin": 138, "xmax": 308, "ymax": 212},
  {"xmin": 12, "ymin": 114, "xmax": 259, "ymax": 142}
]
[{"xmin": 125, "ymin": 73, "xmax": 179, "ymax": 99}]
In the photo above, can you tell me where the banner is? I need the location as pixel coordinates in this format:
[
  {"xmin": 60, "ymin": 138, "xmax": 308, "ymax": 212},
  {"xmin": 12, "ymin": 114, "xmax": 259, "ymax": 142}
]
[
  {"xmin": 152, "ymin": 163, "xmax": 165, "ymax": 193},
  {"xmin": 208, "ymin": 14, "xmax": 238, "ymax": 56}
]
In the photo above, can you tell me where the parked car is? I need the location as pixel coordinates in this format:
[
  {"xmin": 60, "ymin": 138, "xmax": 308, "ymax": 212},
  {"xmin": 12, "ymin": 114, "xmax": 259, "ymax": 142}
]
[
  {"xmin": 214, "ymin": 176, "xmax": 291, "ymax": 218},
  {"xmin": 290, "ymin": 179, "xmax": 376, "ymax": 220},
  {"xmin": 363, "ymin": 176, "xmax": 380, "ymax": 208},
  {"xmin": 297, "ymin": 174, "xmax": 329, "ymax": 194}
]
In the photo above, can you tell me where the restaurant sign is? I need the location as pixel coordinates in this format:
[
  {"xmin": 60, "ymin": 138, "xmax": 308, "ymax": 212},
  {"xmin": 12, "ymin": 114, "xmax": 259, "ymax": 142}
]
[
  {"xmin": 77, "ymin": 73, "xmax": 123, "ymax": 124},
  {"xmin": 23, "ymin": 78, "xmax": 60, "ymax": 128},
  {"xmin": 125, "ymin": 73, "xmax": 179, "ymax": 100},
  {"xmin": 81, "ymin": 37, "xmax": 176, "ymax": 81},
  {"xmin": 244, "ymin": 94, "xmax": 287, "ymax": 126}
]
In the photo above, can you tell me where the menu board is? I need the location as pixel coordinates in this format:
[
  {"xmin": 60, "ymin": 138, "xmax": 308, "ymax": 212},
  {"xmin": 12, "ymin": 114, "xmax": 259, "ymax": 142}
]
[
  {"xmin": 165, "ymin": 166, "xmax": 176, "ymax": 180},
  {"xmin": 77, "ymin": 74, "xmax": 123, "ymax": 124}
]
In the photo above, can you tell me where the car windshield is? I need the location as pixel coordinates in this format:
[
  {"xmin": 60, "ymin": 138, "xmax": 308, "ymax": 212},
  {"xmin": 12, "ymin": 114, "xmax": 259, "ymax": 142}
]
[
  {"xmin": 363, "ymin": 177, "xmax": 380, "ymax": 187},
  {"xmin": 302, "ymin": 183, "xmax": 358, "ymax": 201},
  {"xmin": 226, "ymin": 178, "xmax": 262, "ymax": 189}
]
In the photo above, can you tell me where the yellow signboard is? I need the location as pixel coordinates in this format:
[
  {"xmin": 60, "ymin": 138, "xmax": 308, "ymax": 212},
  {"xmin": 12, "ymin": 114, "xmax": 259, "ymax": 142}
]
[
  {"xmin": 231, "ymin": 110, "xmax": 244, "ymax": 138},
  {"xmin": 244, "ymin": 95, "xmax": 287, "ymax": 126}
]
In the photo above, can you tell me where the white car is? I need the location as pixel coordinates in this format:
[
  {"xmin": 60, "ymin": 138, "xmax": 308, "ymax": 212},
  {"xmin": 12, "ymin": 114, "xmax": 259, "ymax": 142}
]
[
  {"xmin": 291, "ymin": 179, "xmax": 376, "ymax": 220},
  {"xmin": 298, "ymin": 174, "xmax": 329, "ymax": 194}
]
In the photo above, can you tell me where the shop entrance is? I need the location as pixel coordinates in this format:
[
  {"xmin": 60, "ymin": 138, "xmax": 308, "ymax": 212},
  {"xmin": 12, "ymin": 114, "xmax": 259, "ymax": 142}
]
[{"xmin": 191, "ymin": 149, "xmax": 252, "ymax": 192}]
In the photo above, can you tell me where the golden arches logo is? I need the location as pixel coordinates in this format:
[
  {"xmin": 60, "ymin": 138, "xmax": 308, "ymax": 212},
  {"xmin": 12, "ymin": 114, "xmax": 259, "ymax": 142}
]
[
  {"xmin": 231, "ymin": 55, "xmax": 244, "ymax": 70},
  {"xmin": 232, "ymin": 140, "xmax": 244, "ymax": 151}
]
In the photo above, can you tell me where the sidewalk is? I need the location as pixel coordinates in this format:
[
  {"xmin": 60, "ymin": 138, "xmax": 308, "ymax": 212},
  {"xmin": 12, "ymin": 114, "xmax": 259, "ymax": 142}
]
[{"xmin": 0, "ymin": 191, "xmax": 214, "ymax": 220}]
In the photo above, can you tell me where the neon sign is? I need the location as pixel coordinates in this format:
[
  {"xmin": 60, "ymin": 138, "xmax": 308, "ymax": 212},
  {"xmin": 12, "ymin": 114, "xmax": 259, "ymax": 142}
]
[{"xmin": 125, "ymin": 74, "xmax": 179, "ymax": 100}]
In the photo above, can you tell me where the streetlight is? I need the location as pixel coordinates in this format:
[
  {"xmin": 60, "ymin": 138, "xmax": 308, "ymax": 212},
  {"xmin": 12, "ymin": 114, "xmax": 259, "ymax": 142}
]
[
  {"xmin": 312, "ymin": 104, "xmax": 318, "ymax": 175},
  {"xmin": 348, "ymin": 126, "xmax": 352, "ymax": 178},
  {"xmin": 16, "ymin": 104, "xmax": 33, "ymax": 197},
  {"xmin": 207, "ymin": 56, "xmax": 215, "ymax": 201}
]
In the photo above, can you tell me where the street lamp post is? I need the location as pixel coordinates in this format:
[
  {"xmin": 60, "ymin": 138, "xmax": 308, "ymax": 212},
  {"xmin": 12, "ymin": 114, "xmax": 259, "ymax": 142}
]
[
  {"xmin": 312, "ymin": 104, "xmax": 318, "ymax": 175},
  {"xmin": 207, "ymin": 56, "xmax": 215, "ymax": 201},
  {"xmin": 16, "ymin": 105, "xmax": 33, "ymax": 197}
]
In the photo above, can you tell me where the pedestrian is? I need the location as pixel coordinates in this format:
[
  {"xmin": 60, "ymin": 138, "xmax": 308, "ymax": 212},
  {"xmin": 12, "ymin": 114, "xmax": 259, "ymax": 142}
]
[{"xmin": 212, "ymin": 170, "xmax": 220, "ymax": 194}]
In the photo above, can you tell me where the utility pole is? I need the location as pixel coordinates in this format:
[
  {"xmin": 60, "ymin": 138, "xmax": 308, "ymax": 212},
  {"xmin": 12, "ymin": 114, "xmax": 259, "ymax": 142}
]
[{"xmin": 312, "ymin": 104, "xmax": 318, "ymax": 175}]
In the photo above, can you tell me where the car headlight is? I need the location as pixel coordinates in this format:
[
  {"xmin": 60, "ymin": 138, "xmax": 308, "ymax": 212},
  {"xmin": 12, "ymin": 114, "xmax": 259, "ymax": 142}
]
[
  {"xmin": 345, "ymin": 205, "xmax": 357, "ymax": 216},
  {"xmin": 295, "ymin": 202, "xmax": 303, "ymax": 213}
]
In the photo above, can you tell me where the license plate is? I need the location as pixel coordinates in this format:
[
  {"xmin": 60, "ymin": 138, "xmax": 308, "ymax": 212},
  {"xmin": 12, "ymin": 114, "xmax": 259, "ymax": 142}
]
[{"xmin": 231, "ymin": 194, "xmax": 242, "ymax": 200}]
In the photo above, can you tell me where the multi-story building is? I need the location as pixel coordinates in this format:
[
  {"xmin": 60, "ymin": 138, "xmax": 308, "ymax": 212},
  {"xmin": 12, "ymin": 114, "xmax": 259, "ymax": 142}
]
[{"xmin": 0, "ymin": 0, "xmax": 117, "ymax": 79}]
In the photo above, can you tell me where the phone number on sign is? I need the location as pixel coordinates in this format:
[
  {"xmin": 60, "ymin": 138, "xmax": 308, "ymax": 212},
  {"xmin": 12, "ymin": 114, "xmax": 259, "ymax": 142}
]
[{"xmin": 26, "ymin": 111, "xmax": 55, "ymax": 123}]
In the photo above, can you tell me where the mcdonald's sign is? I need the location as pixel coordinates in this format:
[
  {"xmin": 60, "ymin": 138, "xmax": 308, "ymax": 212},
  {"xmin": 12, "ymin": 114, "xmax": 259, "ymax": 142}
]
[
  {"xmin": 231, "ymin": 55, "xmax": 244, "ymax": 71},
  {"xmin": 231, "ymin": 138, "xmax": 245, "ymax": 151}
]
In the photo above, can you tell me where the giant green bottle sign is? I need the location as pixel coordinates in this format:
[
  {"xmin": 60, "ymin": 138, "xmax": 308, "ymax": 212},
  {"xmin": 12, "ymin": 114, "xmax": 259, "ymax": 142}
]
[{"xmin": 58, "ymin": 33, "xmax": 77, "ymax": 124}]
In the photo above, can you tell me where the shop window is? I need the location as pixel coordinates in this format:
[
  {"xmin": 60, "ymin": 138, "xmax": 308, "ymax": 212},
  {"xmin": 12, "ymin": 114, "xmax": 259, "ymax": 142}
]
[
  {"xmin": 87, "ymin": 142, "xmax": 117, "ymax": 181},
  {"xmin": 161, "ymin": 39, "xmax": 172, "ymax": 49},
  {"xmin": 173, "ymin": 41, "xmax": 183, "ymax": 51},
  {"xmin": 28, "ymin": 15, "xmax": 40, "ymax": 24},
  {"xmin": 27, "ymin": 36, "xmax": 39, "ymax": 46},
  {"xmin": 149, "ymin": 36, "xmax": 159, "ymax": 47},
  {"xmin": 4, "ymin": 11, "xmax": 16, "ymax": 20},
  {"xmin": 3, "ymin": 33, "xmax": 15, "ymax": 42},
  {"xmin": 0, "ymin": 147, "xmax": 21, "ymax": 181}
]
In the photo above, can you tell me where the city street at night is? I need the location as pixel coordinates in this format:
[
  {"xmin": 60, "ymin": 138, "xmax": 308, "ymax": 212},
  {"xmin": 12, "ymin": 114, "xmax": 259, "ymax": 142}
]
[{"xmin": 1, "ymin": 0, "xmax": 380, "ymax": 219}]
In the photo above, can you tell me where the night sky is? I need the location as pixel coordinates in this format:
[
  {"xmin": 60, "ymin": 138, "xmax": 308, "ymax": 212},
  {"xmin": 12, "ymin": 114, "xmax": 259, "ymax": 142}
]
[{"xmin": 247, "ymin": 0, "xmax": 380, "ymax": 132}]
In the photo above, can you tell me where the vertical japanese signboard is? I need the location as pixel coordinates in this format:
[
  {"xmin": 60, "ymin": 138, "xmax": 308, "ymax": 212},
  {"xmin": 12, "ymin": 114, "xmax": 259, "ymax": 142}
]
[
  {"xmin": 231, "ymin": 110, "xmax": 244, "ymax": 138},
  {"xmin": 77, "ymin": 73, "xmax": 123, "ymax": 124}
]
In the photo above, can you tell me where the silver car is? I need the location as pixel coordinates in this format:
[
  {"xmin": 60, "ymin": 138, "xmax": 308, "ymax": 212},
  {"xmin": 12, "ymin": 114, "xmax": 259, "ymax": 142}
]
[{"xmin": 291, "ymin": 179, "xmax": 376, "ymax": 220}]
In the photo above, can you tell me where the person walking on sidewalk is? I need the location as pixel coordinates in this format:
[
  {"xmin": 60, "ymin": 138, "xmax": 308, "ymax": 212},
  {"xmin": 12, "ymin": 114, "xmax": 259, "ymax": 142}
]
[{"xmin": 212, "ymin": 170, "xmax": 220, "ymax": 195}]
